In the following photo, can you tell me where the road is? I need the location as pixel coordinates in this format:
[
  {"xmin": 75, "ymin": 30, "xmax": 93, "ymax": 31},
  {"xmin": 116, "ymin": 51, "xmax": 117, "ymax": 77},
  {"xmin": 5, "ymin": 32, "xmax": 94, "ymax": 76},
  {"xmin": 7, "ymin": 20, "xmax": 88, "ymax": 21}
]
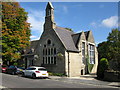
[{"xmin": 1, "ymin": 73, "xmax": 119, "ymax": 89}]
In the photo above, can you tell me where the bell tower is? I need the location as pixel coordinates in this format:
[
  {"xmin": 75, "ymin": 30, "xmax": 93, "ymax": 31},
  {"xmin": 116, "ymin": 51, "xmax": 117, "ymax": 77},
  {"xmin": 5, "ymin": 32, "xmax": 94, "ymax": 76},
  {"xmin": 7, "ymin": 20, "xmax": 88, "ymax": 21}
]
[{"xmin": 44, "ymin": 2, "xmax": 56, "ymax": 31}]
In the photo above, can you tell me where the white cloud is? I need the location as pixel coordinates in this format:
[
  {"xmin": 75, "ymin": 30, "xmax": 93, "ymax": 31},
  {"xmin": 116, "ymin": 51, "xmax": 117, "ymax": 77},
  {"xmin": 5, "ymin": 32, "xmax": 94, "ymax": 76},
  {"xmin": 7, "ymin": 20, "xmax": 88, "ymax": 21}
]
[
  {"xmin": 101, "ymin": 16, "xmax": 118, "ymax": 28},
  {"xmin": 30, "ymin": 35, "xmax": 40, "ymax": 41},
  {"xmin": 27, "ymin": 10, "xmax": 45, "ymax": 41}
]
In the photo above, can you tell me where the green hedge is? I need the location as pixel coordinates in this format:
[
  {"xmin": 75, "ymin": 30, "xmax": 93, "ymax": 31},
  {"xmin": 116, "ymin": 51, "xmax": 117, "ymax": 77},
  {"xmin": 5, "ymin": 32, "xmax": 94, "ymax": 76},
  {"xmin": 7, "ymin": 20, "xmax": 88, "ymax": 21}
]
[{"xmin": 97, "ymin": 58, "xmax": 109, "ymax": 79}]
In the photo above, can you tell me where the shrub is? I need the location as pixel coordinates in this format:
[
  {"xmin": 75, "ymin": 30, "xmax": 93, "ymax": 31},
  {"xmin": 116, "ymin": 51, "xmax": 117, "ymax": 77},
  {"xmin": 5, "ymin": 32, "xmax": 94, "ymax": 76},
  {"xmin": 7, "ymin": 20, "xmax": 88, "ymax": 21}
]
[{"xmin": 97, "ymin": 58, "xmax": 109, "ymax": 79}]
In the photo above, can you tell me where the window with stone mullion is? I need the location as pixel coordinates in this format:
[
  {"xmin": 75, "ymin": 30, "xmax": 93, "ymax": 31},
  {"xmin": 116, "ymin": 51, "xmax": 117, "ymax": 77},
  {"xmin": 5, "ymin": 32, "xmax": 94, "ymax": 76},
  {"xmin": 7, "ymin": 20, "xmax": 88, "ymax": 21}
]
[{"xmin": 89, "ymin": 44, "xmax": 95, "ymax": 64}]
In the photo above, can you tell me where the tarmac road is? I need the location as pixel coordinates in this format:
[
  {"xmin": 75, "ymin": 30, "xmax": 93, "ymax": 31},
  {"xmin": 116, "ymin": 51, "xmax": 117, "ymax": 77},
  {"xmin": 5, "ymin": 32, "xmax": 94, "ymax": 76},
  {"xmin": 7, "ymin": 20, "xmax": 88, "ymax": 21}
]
[{"xmin": 1, "ymin": 73, "xmax": 119, "ymax": 89}]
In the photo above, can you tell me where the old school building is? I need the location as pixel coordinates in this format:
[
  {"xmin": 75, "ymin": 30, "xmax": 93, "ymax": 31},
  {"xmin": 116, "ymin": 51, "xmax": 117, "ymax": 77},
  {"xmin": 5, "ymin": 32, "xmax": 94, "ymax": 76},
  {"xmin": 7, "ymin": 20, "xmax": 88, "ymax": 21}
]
[{"xmin": 23, "ymin": 2, "xmax": 98, "ymax": 77}]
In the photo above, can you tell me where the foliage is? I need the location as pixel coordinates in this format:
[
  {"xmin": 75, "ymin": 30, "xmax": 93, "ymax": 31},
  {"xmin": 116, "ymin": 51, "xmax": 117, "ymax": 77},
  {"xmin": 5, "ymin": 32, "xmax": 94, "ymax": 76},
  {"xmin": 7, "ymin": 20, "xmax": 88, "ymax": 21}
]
[
  {"xmin": 57, "ymin": 53, "xmax": 64, "ymax": 60},
  {"xmin": 13, "ymin": 62, "xmax": 18, "ymax": 66},
  {"xmin": 48, "ymin": 72, "xmax": 66, "ymax": 76},
  {"xmin": 97, "ymin": 41, "xmax": 109, "ymax": 62},
  {"xmin": 86, "ymin": 55, "xmax": 94, "ymax": 73},
  {"xmin": 97, "ymin": 28, "xmax": 120, "ymax": 71},
  {"xmin": 107, "ymin": 29, "xmax": 120, "ymax": 62},
  {"xmin": 2, "ymin": 2, "xmax": 31, "ymax": 64},
  {"xmin": 97, "ymin": 58, "xmax": 109, "ymax": 79},
  {"xmin": 65, "ymin": 28, "xmax": 73, "ymax": 32}
]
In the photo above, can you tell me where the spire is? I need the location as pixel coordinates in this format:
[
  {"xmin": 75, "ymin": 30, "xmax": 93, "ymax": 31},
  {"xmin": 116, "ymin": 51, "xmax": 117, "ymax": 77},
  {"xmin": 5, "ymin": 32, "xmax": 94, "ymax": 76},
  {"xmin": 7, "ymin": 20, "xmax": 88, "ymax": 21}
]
[
  {"xmin": 46, "ymin": 2, "xmax": 54, "ymax": 9},
  {"xmin": 44, "ymin": 2, "xmax": 56, "ymax": 31}
]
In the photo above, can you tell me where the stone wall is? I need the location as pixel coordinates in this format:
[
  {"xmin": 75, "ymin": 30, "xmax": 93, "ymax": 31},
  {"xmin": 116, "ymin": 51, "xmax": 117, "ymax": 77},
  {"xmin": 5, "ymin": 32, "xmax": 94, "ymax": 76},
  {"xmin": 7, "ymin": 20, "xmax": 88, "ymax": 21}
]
[{"xmin": 104, "ymin": 71, "xmax": 120, "ymax": 82}]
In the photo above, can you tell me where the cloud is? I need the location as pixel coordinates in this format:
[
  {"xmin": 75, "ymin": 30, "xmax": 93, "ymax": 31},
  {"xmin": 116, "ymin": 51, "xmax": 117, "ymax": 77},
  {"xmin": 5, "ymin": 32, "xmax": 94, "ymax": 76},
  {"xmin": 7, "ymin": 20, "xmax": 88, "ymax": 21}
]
[
  {"xmin": 30, "ymin": 35, "xmax": 40, "ymax": 41},
  {"xmin": 27, "ymin": 9, "xmax": 45, "ymax": 41},
  {"xmin": 101, "ymin": 16, "xmax": 118, "ymax": 28}
]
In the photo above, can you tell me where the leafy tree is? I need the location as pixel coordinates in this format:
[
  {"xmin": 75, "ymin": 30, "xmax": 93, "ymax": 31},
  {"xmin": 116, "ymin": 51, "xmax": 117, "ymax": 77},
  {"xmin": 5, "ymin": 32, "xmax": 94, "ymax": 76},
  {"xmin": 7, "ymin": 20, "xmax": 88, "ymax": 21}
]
[
  {"xmin": 107, "ymin": 29, "xmax": 120, "ymax": 61},
  {"xmin": 97, "ymin": 28, "xmax": 120, "ymax": 71},
  {"xmin": 97, "ymin": 41, "xmax": 109, "ymax": 62},
  {"xmin": 65, "ymin": 27, "xmax": 73, "ymax": 32},
  {"xmin": 2, "ymin": 2, "xmax": 31, "ymax": 65},
  {"xmin": 107, "ymin": 29, "xmax": 120, "ymax": 71}
]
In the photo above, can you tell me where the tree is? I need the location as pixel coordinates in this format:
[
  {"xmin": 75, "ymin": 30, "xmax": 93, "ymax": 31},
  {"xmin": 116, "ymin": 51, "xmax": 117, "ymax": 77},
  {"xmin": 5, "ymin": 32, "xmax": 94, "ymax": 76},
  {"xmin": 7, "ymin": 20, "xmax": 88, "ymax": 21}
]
[
  {"xmin": 97, "ymin": 41, "xmax": 109, "ymax": 63},
  {"xmin": 107, "ymin": 29, "xmax": 120, "ymax": 71},
  {"xmin": 107, "ymin": 29, "xmax": 120, "ymax": 61},
  {"xmin": 65, "ymin": 27, "xmax": 73, "ymax": 32},
  {"xmin": 2, "ymin": 2, "xmax": 31, "ymax": 65},
  {"xmin": 97, "ymin": 28, "xmax": 120, "ymax": 71}
]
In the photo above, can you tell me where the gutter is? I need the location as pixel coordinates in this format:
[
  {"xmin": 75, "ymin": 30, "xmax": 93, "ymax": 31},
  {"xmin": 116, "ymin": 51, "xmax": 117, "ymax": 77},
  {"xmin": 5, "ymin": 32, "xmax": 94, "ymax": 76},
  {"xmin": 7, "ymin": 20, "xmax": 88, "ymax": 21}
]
[{"xmin": 67, "ymin": 51, "xmax": 70, "ymax": 77}]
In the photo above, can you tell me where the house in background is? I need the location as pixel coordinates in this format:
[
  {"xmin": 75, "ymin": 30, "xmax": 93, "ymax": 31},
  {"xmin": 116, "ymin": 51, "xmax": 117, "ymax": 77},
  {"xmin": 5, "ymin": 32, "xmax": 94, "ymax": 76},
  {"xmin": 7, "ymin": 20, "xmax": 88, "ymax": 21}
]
[{"xmin": 23, "ymin": 2, "xmax": 98, "ymax": 77}]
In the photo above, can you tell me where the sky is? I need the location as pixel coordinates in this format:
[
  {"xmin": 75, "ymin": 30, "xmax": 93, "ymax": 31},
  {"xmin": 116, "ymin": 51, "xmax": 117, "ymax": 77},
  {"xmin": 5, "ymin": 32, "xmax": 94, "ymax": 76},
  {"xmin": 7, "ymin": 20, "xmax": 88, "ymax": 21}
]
[{"xmin": 19, "ymin": 2, "xmax": 118, "ymax": 45}]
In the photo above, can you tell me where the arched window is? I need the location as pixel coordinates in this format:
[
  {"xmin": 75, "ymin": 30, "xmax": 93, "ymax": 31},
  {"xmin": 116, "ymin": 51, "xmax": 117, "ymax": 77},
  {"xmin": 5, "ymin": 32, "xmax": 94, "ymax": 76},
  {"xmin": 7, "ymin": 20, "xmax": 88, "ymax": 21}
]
[
  {"xmin": 48, "ymin": 48, "xmax": 50, "ymax": 55},
  {"xmin": 54, "ymin": 48, "xmax": 56, "ymax": 55},
  {"xmin": 42, "ymin": 40, "xmax": 57, "ymax": 65},
  {"xmin": 43, "ymin": 57, "xmax": 44, "ymax": 64},
  {"xmin": 43, "ymin": 49, "xmax": 45, "ymax": 55},
  {"xmin": 51, "ymin": 48, "xmax": 53, "ymax": 55}
]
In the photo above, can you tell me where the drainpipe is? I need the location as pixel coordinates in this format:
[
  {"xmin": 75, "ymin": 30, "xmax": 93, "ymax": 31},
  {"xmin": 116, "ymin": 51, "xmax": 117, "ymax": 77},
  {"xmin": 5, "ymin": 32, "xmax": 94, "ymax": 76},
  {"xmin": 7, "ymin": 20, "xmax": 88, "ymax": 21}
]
[{"xmin": 67, "ymin": 51, "xmax": 70, "ymax": 77}]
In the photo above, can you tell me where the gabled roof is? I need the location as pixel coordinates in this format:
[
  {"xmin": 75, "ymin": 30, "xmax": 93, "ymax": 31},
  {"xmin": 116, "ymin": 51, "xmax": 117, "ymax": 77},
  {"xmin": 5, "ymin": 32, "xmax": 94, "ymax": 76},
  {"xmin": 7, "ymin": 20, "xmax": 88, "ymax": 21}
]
[
  {"xmin": 54, "ymin": 26, "xmax": 79, "ymax": 52},
  {"xmin": 25, "ymin": 40, "xmax": 39, "ymax": 54},
  {"xmin": 72, "ymin": 32, "xmax": 82, "ymax": 48},
  {"xmin": 84, "ymin": 31, "xmax": 95, "ymax": 43},
  {"xmin": 84, "ymin": 31, "xmax": 90, "ymax": 40}
]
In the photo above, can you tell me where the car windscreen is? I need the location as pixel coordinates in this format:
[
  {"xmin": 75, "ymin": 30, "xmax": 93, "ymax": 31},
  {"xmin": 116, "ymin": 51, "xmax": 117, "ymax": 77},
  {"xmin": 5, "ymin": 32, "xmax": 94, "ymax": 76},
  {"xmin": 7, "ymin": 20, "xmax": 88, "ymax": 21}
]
[
  {"xmin": 9, "ymin": 66, "xmax": 16, "ymax": 68},
  {"xmin": 18, "ymin": 67, "xmax": 25, "ymax": 70},
  {"xmin": 26, "ymin": 68, "xmax": 36, "ymax": 70},
  {"xmin": 38, "ymin": 68, "xmax": 47, "ymax": 71}
]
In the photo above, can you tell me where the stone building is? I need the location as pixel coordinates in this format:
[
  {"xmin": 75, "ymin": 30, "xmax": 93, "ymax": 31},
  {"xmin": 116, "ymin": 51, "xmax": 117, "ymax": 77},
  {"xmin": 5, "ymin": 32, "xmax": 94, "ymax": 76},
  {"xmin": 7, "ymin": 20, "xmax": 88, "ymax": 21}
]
[{"xmin": 23, "ymin": 2, "xmax": 98, "ymax": 77}]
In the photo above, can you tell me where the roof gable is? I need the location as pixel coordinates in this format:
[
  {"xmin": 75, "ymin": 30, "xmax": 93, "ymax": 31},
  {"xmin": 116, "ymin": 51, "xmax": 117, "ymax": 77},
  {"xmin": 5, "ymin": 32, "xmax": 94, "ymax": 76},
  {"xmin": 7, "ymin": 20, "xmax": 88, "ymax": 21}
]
[
  {"xmin": 54, "ymin": 26, "xmax": 79, "ymax": 52},
  {"xmin": 85, "ymin": 31, "xmax": 95, "ymax": 43},
  {"xmin": 25, "ymin": 40, "xmax": 39, "ymax": 54},
  {"xmin": 72, "ymin": 32, "xmax": 82, "ymax": 48}
]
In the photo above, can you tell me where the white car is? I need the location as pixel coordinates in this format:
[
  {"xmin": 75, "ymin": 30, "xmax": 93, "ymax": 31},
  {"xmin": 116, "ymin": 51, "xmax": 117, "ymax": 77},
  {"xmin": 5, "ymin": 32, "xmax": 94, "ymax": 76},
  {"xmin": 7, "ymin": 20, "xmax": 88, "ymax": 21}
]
[{"xmin": 22, "ymin": 66, "xmax": 49, "ymax": 79}]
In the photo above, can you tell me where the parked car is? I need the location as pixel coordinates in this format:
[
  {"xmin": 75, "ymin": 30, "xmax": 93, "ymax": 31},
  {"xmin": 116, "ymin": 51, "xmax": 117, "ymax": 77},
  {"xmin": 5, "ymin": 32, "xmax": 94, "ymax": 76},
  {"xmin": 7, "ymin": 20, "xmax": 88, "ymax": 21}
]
[
  {"xmin": 22, "ymin": 66, "xmax": 49, "ymax": 79},
  {"xmin": 6, "ymin": 65, "xmax": 17, "ymax": 75},
  {"xmin": 2, "ymin": 65, "xmax": 8, "ymax": 73},
  {"xmin": 16, "ymin": 67, "xmax": 25, "ymax": 75}
]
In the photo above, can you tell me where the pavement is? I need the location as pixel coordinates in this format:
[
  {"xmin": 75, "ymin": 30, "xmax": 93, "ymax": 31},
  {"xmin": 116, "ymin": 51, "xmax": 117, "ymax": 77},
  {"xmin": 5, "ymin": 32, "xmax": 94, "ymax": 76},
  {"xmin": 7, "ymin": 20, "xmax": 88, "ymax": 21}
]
[{"xmin": 49, "ymin": 74, "xmax": 120, "ymax": 88}]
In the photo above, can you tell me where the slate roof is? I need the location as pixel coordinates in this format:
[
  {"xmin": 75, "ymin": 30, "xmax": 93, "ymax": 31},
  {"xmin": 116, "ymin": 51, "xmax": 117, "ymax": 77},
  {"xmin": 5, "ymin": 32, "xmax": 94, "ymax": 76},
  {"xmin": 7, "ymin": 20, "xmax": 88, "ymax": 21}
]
[
  {"xmin": 54, "ymin": 26, "xmax": 79, "ymax": 52},
  {"xmin": 24, "ymin": 40, "xmax": 39, "ymax": 54},
  {"xmin": 72, "ymin": 33, "xmax": 82, "ymax": 48},
  {"xmin": 24, "ymin": 27, "xmax": 91, "ymax": 54}
]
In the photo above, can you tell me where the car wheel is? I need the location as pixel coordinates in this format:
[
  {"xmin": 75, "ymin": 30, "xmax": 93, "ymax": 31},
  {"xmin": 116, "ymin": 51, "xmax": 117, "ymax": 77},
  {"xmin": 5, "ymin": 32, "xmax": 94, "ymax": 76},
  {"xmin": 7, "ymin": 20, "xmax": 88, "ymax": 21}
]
[
  {"xmin": 32, "ymin": 73, "xmax": 36, "ymax": 79},
  {"xmin": 12, "ymin": 72, "xmax": 15, "ymax": 75},
  {"xmin": 22, "ymin": 72, "xmax": 25, "ymax": 77},
  {"xmin": 43, "ymin": 77, "xmax": 47, "ymax": 79}
]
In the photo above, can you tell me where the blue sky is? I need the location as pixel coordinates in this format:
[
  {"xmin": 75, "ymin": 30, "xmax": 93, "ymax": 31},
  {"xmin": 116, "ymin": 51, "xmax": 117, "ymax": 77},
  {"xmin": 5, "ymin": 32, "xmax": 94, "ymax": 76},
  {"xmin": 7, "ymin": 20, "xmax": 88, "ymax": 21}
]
[{"xmin": 20, "ymin": 2, "xmax": 118, "ymax": 45}]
